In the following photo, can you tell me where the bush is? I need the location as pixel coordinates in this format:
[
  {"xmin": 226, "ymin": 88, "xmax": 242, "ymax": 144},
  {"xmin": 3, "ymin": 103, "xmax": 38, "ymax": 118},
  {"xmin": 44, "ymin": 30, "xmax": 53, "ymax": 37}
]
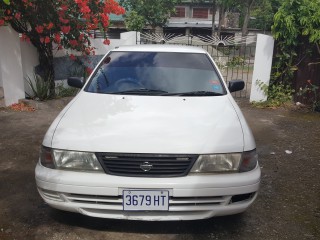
[
  {"xmin": 253, "ymin": 80, "xmax": 294, "ymax": 108},
  {"xmin": 26, "ymin": 74, "xmax": 51, "ymax": 101},
  {"xmin": 55, "ymin": 82, "xmax": 79, "ymax": 98}
]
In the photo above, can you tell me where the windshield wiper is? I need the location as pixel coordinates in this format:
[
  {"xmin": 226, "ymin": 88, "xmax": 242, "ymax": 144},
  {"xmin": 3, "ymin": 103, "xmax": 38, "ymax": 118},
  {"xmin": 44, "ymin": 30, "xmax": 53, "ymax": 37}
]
[
  {"xmin": 110, "ymin": 88, "xmax": 168, "ymax": 95},
  {"xmin": 163, "ymin": 91, "xmax": 224, "ymax": 96}
]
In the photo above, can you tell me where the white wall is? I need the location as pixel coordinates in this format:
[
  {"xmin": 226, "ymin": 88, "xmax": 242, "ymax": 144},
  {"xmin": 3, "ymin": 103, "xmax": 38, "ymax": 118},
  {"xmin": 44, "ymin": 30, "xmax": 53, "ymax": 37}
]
[
  {"xmin": 0, "ymin": 29, "xmax": 140, "ymax": 106},
  {"xmin": 20, "ymin": 41, "xmax": 39, "ymax": 96},
  {"xmin": 0, "ymin": 56, "xmax": 3, "ymax": 88},
  {"xmin": 0, "ymin": 26, "xmax": 25, "ymax": 106},
  {"xmin": 54, "ymin": 31, "xmax": 140, "ymax": 57},
  {"xmin": 250, "ymin": 34, "xmax": 275, "ymax": 102}
]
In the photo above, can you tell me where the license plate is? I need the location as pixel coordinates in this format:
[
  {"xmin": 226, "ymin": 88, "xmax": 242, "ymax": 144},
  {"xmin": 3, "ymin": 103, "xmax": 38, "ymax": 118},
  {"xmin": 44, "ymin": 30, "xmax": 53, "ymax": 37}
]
[{"xmin": 123, "ymin": 190, "xmax": 169, "ymax": 211}]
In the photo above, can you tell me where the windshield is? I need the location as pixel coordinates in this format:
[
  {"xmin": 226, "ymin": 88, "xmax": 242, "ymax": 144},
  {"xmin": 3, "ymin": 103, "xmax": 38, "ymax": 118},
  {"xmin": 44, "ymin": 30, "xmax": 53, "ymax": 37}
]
[{"xmin": 85, "ymin": 51, "xmax": 226, "ymax": 96}]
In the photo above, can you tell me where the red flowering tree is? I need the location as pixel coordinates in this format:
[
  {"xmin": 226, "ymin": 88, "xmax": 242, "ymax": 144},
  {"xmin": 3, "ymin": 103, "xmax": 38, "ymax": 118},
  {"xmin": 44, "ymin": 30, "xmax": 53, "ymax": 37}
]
[{"xmin": 0, "ymin": 0, "xmax": 125, "ymax": 96}]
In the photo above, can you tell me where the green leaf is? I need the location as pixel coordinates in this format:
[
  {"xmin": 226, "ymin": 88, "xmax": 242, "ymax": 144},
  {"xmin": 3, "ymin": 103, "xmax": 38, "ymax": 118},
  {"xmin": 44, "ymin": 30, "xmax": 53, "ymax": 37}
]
[{"xmin": 3, "ymin": 0, "xmax": 10, "ymax": 5}]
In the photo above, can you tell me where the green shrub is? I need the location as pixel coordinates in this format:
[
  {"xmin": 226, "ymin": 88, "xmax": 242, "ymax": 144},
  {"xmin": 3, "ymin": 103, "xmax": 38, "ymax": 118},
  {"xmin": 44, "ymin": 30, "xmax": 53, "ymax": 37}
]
[
  {"xmin": 253, "ymin": 80, "xmax": 294, "ymax": 108},
  {"xmin": 227, "ymin": 56, "xmax": 246, "ymax": 67},
  {"xmin": 26, "ymin": 74, "xmax": 51, "ymax": 101},
  {"xmin": 55, "ymin": 82, "xmax": 79, "ymax": 98}
]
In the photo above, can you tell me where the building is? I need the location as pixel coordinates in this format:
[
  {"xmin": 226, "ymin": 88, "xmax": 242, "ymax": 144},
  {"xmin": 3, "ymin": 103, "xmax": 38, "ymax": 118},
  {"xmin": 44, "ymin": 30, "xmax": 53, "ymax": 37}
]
[{"xmin": 165, "ymin": 0, "xmax": 219, "ymax": 36}]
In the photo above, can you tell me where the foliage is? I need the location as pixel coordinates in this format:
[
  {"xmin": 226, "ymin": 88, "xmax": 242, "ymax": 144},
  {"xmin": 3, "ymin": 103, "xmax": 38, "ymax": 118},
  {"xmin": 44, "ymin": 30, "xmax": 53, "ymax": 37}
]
[
  {"xmin": 249, "ymin": 0, "xmax": 281, "ymax": 31},
  {"xmin": 227, "ymin": 56, "xmax": 245, "ymax": 67},
  {"xmin": 0, "ymin": 0, "xmax": 125, "ymax": 96},
  {"xmin": 120, "ymin": 0, "xmax": 179, "ymax": 30},
  {"xmin": 271, "ymin": 0, "xmax": 320, "ymax": 84},
  {"xmin": 55, "ymin": 82, "xmax": 79, "ymax": 98},
  {"xmin": 124, "ymin": 10, "xmax": 145, "ymax": 31},
  {"xmin": 26, "ymin": 74, "xmax": 52, "ymax": 101},
  {"xmin": 297, "ymin": 80, "xmax": 320, "ymax": 111},
  {"xmin": 254, "ymin": 80, "xmax": 294, "ymax": 108},
  {"xmin": 271, "ymin": 0, "xmax": 320, "ymax": 110}
]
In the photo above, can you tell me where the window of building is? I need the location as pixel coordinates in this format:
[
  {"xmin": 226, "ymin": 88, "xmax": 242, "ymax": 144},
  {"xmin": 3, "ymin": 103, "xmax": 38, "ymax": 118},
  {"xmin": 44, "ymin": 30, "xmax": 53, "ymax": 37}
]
[
  {"xmin": 193, "ymin": 8, "xmax": 209, "ymax": 19},
  {"xmin": 171, "ymin": 7, "xmax": 186, "ymax": 18}
]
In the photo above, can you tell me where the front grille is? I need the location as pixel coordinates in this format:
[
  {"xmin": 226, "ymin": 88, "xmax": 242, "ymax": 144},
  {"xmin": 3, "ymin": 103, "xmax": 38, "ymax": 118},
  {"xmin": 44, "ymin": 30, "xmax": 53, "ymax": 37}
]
[
  {"xmin": 96, "ymin": 153, "xmax": 198, "ymax": 177},
  {"xmin": 65, "ymin": 193, "xmax": 229, "ymax": 208}
]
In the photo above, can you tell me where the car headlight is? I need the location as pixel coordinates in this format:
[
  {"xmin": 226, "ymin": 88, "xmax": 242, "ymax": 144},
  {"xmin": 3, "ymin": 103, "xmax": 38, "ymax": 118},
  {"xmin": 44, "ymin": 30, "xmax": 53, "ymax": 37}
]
[
  {"xmin": 40, "ymin": 146, "xmax": 103, "ymax": 172},
  {"xmin": 190, "ymin": 149, "xmax": 258, "ymax": 173}
]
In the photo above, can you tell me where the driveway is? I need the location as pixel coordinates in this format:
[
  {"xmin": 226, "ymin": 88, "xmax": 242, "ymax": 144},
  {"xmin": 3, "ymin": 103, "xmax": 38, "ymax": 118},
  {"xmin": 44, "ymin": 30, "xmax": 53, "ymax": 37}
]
[{"xmin": 0, "ymin": 99, "xmax": 319, "ymax": 240}]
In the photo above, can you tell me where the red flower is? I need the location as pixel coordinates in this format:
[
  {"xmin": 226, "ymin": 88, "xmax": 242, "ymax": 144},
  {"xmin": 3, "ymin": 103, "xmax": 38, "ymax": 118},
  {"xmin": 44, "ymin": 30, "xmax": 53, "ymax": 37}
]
[
  {"xmin": 54, "ymin": 33, "xmax": 61, "ymax": 43},
  {"xmin": 103, "ymin": 39, "xmax": 110, "ymax": 45},
  {"xmin": 20, "ymin": 34, "xmax": 30, "ymax": 43},
  {"xmin": 101, "ymin": 14, "xmax": 109, "ymax": 27},
  {"xmin": 35, "ymin": 25, "xmax": 44, "ymax": 34},
  {"xmin": 61, "ymin": 5, "xmax": 68, "ymax": 11},
  {"xmin": 14, "ymin": 13, "xmax": 21, "ymax": 20},
  {"xmin": 80, "ymin": 6, "xmax": 91, "ymax": 14},
  {"xmin": 307, "ymin": 80, "xmax": 312, "ymax": 84},
  {"xmin": 84, "ymin": 48, "xmax": 91, "ymax": 55},
  {"xmin": 86, "ymin": 67, "xmax": 93, "ymax": 75},
  {"xmin": 47, "ymin": 22, "xmax": 54, "ymax": 30},
  {"xmin": 79, "ymin": 33, "xmax": 85, "ymax": 41},
  {"xmin": 20, "ymin": 34, "xmax": 26, "ymax": 40},
  {"xmin": 69, "ymin": 40, "xmax": 78, "ymax": 47},
  {"xmin": 59, "ymin": 17, "xmax": 70, "ymax": 24},
  {"xmin": 44, "ymin": 36, "xmax": 50, "ymax": 44},
  {"xmin": 0, "ymin": 19, "xmax": 5, "ymax": 26},
  {"xmin": 22, "ymin": 0, "xmax": 32, "ymax": 6},
  {"xmin": 69, "ymin": 54, "xmax": 76, "ymax": 61},
  {"xmin": 61, "ymin": 25, "xmax": 71, "ymax": 34}
]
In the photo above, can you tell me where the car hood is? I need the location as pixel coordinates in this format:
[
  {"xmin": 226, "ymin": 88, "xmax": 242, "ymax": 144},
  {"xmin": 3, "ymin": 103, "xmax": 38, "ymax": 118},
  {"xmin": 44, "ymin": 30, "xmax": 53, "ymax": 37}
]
[{"xmin": 47, "ymin": 92, "xmax": 246, "ymax": 154}]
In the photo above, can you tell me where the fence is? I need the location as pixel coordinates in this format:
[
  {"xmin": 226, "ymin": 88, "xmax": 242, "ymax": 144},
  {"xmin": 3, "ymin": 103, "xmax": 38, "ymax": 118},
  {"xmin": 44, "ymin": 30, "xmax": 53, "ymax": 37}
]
[{"xmin": 139, "ymin": 33, "xmax": 257, "ymax": 98}]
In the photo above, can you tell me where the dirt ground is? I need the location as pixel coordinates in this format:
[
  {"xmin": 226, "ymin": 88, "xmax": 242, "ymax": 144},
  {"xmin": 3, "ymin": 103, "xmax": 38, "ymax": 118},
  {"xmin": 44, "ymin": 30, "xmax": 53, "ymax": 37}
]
[{"xmin": 0, "ymin": 98, "xmax": 319, "ymax": 240}]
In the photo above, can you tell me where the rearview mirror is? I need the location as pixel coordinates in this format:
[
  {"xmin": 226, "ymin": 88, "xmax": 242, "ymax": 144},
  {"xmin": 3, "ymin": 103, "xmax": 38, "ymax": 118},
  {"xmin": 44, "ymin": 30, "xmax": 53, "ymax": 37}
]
[
  {"xmin": 68, "ymin": 77, "xmax": 84, "ymax": 89},
  {"xmin": 228, "ymin": 80, "xmax": 245, "ymax": 93}
]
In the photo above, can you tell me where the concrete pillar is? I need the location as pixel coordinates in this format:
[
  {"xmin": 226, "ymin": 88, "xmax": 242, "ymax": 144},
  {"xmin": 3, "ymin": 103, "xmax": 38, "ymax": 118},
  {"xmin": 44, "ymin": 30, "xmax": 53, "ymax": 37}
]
[
  {"xmin": 0, "ymin": 26, "xmax": 25, "ymax": 106},
  {"xmin": 250, "ymin": 34, "xmax": 275, "ymax": 102}
]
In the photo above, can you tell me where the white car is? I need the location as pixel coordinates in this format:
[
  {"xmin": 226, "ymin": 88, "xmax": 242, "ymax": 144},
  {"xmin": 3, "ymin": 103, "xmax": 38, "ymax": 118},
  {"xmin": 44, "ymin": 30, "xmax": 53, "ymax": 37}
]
[{"xmin": 35, "ymin": 45, "xmax": 260, "ymax": 221}]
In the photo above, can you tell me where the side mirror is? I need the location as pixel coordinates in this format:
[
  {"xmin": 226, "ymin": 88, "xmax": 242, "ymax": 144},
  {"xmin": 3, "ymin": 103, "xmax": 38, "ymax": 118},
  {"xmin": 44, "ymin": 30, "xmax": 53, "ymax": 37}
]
[
  {"xmin": 68, "ymin": 77, "xmax": 84, "ymax": 89},
  {"xmin": 228, "ymin": 80, "xmax": 245, "ymax": 93}
]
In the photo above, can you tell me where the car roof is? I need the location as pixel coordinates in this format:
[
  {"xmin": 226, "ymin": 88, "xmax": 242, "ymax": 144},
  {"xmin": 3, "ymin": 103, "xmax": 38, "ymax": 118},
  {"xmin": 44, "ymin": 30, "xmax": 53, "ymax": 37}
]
[{"xmin": 111, "ymin": 44, "xmax": 208, "ymax": 54}]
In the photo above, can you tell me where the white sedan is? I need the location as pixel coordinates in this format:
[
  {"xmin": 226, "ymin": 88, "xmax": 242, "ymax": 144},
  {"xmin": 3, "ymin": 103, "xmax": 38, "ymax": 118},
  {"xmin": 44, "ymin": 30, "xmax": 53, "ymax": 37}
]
[{"xmin": 35, "ymin": 45, "xmax": 260, "ymax": 221}]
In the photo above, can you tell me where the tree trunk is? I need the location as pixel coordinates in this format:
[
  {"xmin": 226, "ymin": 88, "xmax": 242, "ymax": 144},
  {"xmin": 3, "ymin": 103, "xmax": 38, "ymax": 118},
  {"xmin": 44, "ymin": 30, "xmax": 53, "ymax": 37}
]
[
  {"xmin": 240, "ymin": 0, "xmax": 255, "ymax": 54},
  {"xmin": 217, "ymin": 4, "xmax": 226, "ymax": 37},
  {"xmin": 37, "ymin": 42, "xmax": 55, "ymax": 97},
  {"xmin": 241, "ymin": 0, "xmax": 255, "ymax": 37},
  {"xmin": 211, "ymin": 0, "xmax": 217, "ymax": 37}
]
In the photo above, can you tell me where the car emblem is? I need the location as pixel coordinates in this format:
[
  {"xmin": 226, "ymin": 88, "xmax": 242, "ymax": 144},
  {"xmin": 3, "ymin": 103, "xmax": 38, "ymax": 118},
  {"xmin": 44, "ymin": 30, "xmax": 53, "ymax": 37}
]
[{"xmin": 140, "ymin": 162, "xmax": 153, "ymax": 172}]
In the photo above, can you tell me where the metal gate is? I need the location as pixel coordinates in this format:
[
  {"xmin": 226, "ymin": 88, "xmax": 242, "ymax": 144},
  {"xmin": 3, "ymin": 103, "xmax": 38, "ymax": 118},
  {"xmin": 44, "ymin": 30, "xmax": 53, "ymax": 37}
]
[{"xmin": 139, "ymin": 33, "xmax": 257, "ymax": 98}]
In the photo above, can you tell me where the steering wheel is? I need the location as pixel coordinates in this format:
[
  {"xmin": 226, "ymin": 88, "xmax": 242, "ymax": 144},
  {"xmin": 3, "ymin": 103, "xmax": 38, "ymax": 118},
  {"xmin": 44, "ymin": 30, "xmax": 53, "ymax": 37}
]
[{"xmin": 114, "ymin": 78, "xmax": 143, "ymax": 90}]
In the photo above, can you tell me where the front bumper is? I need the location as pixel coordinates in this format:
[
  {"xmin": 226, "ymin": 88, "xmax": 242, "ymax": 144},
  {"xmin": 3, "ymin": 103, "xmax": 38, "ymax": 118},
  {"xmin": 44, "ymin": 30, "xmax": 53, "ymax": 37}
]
[{"xmin": 35, "ymin": 163, "xmax": 260, "ymax": 221}]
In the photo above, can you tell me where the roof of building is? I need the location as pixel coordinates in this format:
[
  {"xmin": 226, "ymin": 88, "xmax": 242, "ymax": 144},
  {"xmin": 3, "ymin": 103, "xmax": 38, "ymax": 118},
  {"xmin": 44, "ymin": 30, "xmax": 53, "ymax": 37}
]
[{"xmin": 109, "ymin": 13, "xmax": 124, "ymax": 22}]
